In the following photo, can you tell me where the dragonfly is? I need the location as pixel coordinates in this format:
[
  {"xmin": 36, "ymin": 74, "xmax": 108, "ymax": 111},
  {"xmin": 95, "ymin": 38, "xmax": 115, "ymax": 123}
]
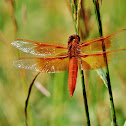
[{"xmin": 11, "ymin": 29, "xmax": 126, "ymax": 97}]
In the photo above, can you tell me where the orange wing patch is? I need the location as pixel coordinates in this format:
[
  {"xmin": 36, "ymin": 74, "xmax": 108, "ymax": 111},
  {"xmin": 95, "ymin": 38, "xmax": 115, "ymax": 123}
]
[
  {"xmin": 80, "ymin": 49, "xmax": 126, "ymax": 70},
  {"xmin": 80, "ymin": 37, "xmax": 111, "ymax": 52},
  {"xmin": 79, "ymin": 29, "xmax": 126, "ymax": 52},
  {"xmin": 13, "ymin": 55, "xmax": 69, "ymax": 73},
  {"xmin": 11, "ymin": 39, "xmax": 67, "ymax": 56}
]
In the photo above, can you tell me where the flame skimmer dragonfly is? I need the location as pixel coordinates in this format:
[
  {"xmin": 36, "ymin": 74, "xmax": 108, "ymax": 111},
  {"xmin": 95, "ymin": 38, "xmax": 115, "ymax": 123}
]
[{"xmin": 12, "ymin": 29, "xmax": 126, "ymax": 97}]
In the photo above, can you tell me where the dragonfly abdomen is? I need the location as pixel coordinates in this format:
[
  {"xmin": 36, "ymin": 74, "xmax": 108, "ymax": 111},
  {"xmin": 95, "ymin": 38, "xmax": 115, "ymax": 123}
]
[{"xmin": 68, "ymin": 57, "xmax": 78, "ymax": 97}]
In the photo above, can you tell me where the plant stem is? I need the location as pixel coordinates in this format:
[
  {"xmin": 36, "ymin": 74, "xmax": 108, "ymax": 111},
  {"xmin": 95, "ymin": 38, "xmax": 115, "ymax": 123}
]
[
  {"xmin": 25, "ymin": 72, "xmax": 40, "ymax": 126},
  {"xmin": 70, "ymin": 0, "xmax": 78, "ymax": 34},
  {"xmin": 69, "ymin": 0, "xmax": 91, "ymax": 125},
  {"xmin": 92, "ymin": 1, "xmax": 117, "ymax": 126},
  {"xmin": 81, "ymin": 70, "xmax": 91, "ymax": 126}
]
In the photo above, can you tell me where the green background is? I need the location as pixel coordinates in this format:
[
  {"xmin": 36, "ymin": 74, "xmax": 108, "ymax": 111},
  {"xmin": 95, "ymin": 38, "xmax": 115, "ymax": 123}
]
[{"xmin": 0, "ymin": 0, "xmax": 126, "ymax": 126}]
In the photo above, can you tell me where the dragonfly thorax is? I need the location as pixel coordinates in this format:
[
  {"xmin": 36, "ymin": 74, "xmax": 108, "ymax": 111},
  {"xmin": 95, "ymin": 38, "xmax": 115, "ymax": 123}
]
[{"xmin": 68, "ymin": 35, "xmax": 80, "ymax": 58}]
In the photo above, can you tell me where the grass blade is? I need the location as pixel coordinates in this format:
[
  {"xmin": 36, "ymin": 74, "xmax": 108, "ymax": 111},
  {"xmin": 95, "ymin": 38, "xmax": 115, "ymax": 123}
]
[{"xmin": 92, "ymin": 0, "xmax": 118, "ymax": 125}]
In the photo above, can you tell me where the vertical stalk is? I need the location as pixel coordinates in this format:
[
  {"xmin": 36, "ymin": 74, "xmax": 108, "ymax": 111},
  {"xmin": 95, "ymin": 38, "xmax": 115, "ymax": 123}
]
[
  {"xmin": 81, "ymin": 70, "xmax": 91, "ymax": 126},
  {"xmin": 69, "ymin": 0, "xmax": 91, "ymax": 125},
  {"xmin": 92, "ymin": 1, "xmax": 117, "ymax": 126}
]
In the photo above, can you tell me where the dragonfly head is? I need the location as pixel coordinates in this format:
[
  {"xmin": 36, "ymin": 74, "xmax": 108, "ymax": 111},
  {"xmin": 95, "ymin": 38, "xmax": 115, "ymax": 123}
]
[{"xmin": 68, "ymin": 35, "xmax": 80, "ymax": 44}]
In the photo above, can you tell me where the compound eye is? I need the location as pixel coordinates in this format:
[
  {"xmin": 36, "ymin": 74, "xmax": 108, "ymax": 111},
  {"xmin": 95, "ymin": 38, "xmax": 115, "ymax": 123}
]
[
  {"xmin": 68, "ymin": 35, "xmax": 80, "ymax": 44},
  {"xmin": 68, "ymin": 36, "xmax": 75, "ymax": 43},
  {"xmin": 76, "ymin": 35, "xmax": 80, "ymax": 41}
]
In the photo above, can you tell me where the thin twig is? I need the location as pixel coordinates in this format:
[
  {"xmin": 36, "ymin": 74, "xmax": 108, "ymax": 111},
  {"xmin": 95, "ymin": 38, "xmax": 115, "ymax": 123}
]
[{"xmin": 25, "ymin": 72, "xmax": 40, "ymax": 126}]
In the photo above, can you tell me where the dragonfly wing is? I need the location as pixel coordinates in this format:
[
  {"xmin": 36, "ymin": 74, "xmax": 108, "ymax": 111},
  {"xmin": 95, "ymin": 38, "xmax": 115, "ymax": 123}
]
[
  {"xmin": 13, "ymin": 54, "xmax": 69, "ymax": 73},
  {"xmin": 11, "ymin": 39, "xmax": 67, "ymax": 56},
  {"xmin": 79, "ymin": 29, "xmax": 126, "ymax": 52},
  {"xmin": 80, "ymin": 49, "xmax": 126, "ymax": 70}
]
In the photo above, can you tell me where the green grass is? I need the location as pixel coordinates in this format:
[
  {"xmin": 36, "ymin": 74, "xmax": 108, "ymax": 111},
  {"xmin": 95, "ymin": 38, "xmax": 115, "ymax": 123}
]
[{"xmin": 0, "ymin": 0, "xmax": 126, "ymax": 126}]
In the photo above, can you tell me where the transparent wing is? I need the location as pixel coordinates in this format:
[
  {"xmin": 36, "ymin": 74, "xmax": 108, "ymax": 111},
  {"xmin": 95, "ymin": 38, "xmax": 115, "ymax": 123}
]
[
  {"xmin": 13, "ymin": 54, "xmax": 69, "ymax": 73},
  {"xmin": 79, "ymin": 29, "xmax": 126, "ymax": 52},
  {"xmin": 80, "ymin": 49, "xmax": 126, "ymax": 70},
  {"xmin": 11, "ymin": 39, "xmax": 68, "ymax": 56}
]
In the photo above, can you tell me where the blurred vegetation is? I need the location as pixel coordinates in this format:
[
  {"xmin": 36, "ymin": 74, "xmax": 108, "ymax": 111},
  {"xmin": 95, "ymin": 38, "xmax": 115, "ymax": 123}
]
[{"xmin": 0, "ymin": 0, "xmax": 126, "ymax": 126}]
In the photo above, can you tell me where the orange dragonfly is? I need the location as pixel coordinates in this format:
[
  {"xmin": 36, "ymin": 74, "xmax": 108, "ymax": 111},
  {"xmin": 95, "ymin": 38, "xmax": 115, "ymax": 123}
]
[{"xmin": 11, "ymin": 29, "xmax": 126, "ymax": 97}]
